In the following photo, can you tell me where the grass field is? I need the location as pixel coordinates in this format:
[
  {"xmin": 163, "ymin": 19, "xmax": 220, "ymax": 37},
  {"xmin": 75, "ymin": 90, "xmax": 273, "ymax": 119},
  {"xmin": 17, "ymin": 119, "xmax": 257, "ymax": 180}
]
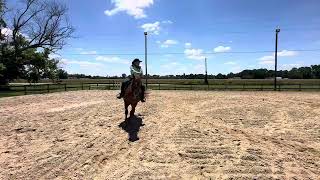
[
  {"xmin": 13, "ymin": 78, "xmax": 320, "ymax": 85},
  {"xmin": 1, "ymin": 79, "xmax": 320, "ymax": 98}
]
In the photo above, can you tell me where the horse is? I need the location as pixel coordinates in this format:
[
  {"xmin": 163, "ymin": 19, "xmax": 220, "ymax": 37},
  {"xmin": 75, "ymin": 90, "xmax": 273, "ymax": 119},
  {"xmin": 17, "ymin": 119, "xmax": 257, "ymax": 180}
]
[{"xmin": 123, "ymin": 77, "xmax": 142, "ymax": 120}]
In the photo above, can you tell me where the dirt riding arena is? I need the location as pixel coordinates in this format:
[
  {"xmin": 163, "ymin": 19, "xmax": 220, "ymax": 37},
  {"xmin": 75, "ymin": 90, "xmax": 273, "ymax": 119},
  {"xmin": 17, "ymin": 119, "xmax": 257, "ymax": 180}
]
[{"xmin": 0, "ymin": 90, "xmax": 319, "ymax": 179}]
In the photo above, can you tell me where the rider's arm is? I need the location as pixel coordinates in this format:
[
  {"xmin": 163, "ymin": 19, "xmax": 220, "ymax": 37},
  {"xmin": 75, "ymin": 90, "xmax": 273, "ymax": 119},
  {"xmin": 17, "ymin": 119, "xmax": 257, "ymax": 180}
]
[{"xmin": 131, "ymin": 66, "xmax": 142, "ymax": 78}]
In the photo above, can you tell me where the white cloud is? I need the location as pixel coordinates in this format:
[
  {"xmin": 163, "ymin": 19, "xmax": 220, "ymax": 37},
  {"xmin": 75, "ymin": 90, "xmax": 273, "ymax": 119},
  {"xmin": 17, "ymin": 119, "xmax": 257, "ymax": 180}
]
[
  {"xmin": 258, "ymin": 50, "xmax": 298, "ymax": 65},
  {"xmin": 1, "ymin": 28, "xmax": 13, "ymax": 42},
  {"xmin": 96, "ymin": 56, "xmax": 130, "ymax": 64},
  {"xmin": 259, "ymin": 55, "xmax": 274, "ymax": 61},
  {"xmin": 184, "ymin": 42, "xmax": 205, "ymax": 60},
  {"xmin": 104, "ymin": 0, "xmax": 153, "ymax": 19},
  {"xmin": 231, "ymin": 66, "xmax": 242, "ymax": 73},
  {"xmin": 141, "ymin": 21, "xmax": 160, "ymax": 35},
  {"xmin": 80, "ymin": 51, "xmax": 97, "ymax": 55},
  {"xmin": 158, "ymin": 61, "xmax": 189, "ymax": 75},
  {"xmin": 184, "ymin": 48, "xmax": 205, "ymax": 60},
  {"xmin": 162, "ymin": 20, "xmax": 173, "ymax": 24},
  {"xmin": 1, "ymin": 28, "xmax": 12, "ymax": 36},
  {"xmin": 224, "ymin": 61, "xmax": 237, "ymax": 65},
  {"xmin": 159, "ymin": 39, "xmax": 178, "ymax": 48},
  {"xmin": 62, "ymin": 59, "xmax": 104, "ymax": 68},
  {"xmin": 75, "ymin": 48, "xmax": 84, "ymax": 51},
  {"xmin": 49, "ymin": 54, "xmax": 61, "ymax": 59},
  {"xmin": 214, "ymin": 46, "xmax": 231, "ymax": 53},
  {"xmin": 277, "ymin": 50, "xmax": 298, "ymax": 57},
  {"xmin": 160, "ymin": 62, "xmax": 180, "ymax": 69},
  {"xmin": 194, "ymin": 64, "xmax": 205, "ymax": 74},
  {"xmin": 259, "ymin": 60, "xmax": 274, "ymax": 65},
  {"xmin": 0, "ymin": 28, "xmax": 29, "ymax": 41},
  {"xmin": 281, "ymin": 63, "xmax": 301, "ymax": 70},
  {"xmin": 185, "ymin": 42, "xmax": 192, "ymax": 49}
]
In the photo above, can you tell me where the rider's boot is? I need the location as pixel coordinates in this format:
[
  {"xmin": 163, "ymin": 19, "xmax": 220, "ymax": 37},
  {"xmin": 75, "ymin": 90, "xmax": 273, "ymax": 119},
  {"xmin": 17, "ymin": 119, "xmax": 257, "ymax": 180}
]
[{"xmin": 116, "ymin": 93, "xmax": 123, "ymax": 99}]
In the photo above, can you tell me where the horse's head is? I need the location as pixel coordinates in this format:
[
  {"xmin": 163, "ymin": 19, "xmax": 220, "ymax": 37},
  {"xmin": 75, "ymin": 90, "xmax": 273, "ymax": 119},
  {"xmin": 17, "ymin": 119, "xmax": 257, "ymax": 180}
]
[{"xmin": 132, "ymin": 77, "xmax": 142, "ymax": 88}]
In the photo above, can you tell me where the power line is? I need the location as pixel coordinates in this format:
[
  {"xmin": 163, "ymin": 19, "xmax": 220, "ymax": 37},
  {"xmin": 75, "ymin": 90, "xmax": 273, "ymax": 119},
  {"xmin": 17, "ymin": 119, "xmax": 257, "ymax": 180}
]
[
  {"xmin": 70, "ymin": 27, "xmax": 320, "ymax": 40},
  {"xmin": 63, "ymin": 49, "xmax": 320, "ymax": 56}
]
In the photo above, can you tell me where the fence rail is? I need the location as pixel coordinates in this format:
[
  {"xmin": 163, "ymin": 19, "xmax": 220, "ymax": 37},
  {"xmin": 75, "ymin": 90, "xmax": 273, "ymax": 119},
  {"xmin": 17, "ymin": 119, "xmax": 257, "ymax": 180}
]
[{"xmin": 1, "ymin": 82, "xmax": 320, "ymax": 97}]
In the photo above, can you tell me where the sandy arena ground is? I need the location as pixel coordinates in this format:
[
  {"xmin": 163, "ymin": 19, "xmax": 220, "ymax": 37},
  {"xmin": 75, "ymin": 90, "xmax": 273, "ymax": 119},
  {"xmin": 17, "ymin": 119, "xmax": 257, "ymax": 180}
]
[{"xmin": 0, "ymin": 90, "xmax": 319, "ymax": 179}]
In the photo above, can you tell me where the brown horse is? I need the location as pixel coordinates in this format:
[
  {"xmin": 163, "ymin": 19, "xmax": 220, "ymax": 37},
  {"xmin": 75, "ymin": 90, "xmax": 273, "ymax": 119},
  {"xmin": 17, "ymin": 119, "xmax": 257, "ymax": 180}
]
[{"xmin": 123, "ymin": 77, "xmax": 142, "ymax": 120}]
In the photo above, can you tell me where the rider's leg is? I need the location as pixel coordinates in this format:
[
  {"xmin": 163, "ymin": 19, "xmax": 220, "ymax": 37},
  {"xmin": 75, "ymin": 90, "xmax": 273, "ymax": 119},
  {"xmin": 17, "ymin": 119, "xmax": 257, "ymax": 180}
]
[
  {"xmin": 117, "ymin": 81, "xmax": 127, "ymax": 98},
  {"xmin": 140, "ymin": 85, "xmax": 145, "ymax": 102}
]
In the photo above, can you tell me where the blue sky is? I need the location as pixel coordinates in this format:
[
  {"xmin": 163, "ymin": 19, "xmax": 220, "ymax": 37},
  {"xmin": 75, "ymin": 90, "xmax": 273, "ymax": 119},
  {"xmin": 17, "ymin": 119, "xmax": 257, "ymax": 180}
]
[{"xmin": 11, "ymin": 0, "xmax": 320, "ymax": 76}]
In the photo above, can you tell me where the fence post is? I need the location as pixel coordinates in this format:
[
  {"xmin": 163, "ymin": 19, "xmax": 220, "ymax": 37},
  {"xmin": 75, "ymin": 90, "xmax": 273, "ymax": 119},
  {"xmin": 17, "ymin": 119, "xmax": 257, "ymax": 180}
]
[
  {"xmin": 207, "ymin": 84, "xmax": 209, "ymax": 91},
  {"xmin": 278, "ymin": 84, "xmax": 281, "ymax": 91},
  {"xmin": 81, "ymin": 83, "xmax": 84, "ymax": 90},
  {"xmin": 112, "ymin": 81, "xmax": 115, "ymax": 90},
  {"xmin": 260, "ymin": 84, "xmax": 263, "ymax": 91},
  {"xmin": 299, "ymin": 84, "xmax": 301, "ymax": 91},
  {"xmin": 64, "ymin": 84, "xmax": 67, "ymax": 91},
  {"xmin": 24, "ymin": 85, "xmax": 27, "ymax": 95},
  {"xmin": 174, "ymin": 84, "xmax": 176, "ymax": 90},
  {"xmin": 47, "ymin": 84, "xmax": 50, "ymax": 93},
  {"xmin": 190, "ymin": 84, "xmax": 193, "ymax": 90}
]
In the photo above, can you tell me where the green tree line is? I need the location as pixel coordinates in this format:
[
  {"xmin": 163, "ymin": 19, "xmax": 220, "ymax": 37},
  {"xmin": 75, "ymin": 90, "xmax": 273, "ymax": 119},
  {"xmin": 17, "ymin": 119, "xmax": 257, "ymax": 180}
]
[{"xmin": 63, "ymin": 65, "xmax": 320, "ymax": 80}]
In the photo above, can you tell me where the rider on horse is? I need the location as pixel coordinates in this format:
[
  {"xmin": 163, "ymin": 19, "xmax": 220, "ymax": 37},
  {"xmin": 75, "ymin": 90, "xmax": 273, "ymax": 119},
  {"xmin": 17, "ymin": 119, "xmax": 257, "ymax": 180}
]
[{"xmin": 117, "ymin": 58, "xmax": 146, "ymax": 102}]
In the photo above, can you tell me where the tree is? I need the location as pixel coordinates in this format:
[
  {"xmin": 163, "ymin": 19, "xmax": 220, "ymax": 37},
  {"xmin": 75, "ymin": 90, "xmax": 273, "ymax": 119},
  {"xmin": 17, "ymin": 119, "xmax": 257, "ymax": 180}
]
[
  {"xmin": 216, "ymin": 73, "xmax": 226, "ymax": 79},
  {"xmin": 298, "ymin": 67, "xmax": 312, "ymax": 79},
  {"xmin": 0, "ymin": 0, "xmax": 74, "ymax": 84},
  {"xmin": 57, "ymin": 69, "xmax": 68, "ymax": 79},
  {"xmin": 288, "ymin": 68, "xmax": 302, "ymax": 79},
  {"xmin": 11, "ymin": 0, "xmax": 74, "ymax": 52},
  {"xmin": 227, "ymin": 72, "xmax": 235, "ymax": 79},
  {"xmin": 311, "ymin": 65, "xmax": 320, "ymax": 78},
  {"xmin": 22, "ymin": 48, "xmax": 59, "ymax": 83}
]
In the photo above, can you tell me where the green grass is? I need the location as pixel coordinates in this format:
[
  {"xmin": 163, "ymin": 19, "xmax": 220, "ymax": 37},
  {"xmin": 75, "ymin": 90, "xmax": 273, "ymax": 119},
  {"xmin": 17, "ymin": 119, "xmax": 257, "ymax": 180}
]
[
  {"xmin": 12, "ymin": 78, "xmax": 320, "ymax": 85},
  {"xmin": 2, "ymin": 79, "xmax": 320, "ymax": 98}
]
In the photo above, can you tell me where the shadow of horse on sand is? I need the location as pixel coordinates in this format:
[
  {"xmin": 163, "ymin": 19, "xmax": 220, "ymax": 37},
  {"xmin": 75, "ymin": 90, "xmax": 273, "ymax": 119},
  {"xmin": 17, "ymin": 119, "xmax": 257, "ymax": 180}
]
[{"xmin": 118, "ymin": 115, "xmax": 144, "ymax": 142}]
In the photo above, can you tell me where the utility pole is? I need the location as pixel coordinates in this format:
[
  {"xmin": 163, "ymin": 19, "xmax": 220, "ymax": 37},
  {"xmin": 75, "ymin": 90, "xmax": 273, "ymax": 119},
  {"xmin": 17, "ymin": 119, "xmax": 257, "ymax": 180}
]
[
  {"xmin": 204, "ymin": 57, "xmax": 208, "ymax": 84},
  {"xmin": 144, "ymin": 32, "xmax": 148, "ymax": 89},
  {"xmin": 274, "ymin": 28, "xmax": 280, "ymax": 91}
]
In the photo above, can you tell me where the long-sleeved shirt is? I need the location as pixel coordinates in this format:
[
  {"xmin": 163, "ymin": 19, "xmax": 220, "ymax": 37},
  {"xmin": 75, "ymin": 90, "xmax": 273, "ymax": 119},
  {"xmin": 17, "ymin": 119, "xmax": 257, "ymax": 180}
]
[{"xmin": 130, "ymin": 65, "xmax": 143, "ymax": 78}]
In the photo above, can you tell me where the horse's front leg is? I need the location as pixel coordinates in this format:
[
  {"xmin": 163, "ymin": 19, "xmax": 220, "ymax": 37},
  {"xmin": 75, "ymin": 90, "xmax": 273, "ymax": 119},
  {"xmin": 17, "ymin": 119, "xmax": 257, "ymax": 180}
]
[
  {"xmin": 130, "ymin": 102, "xmax": 138, "ymax": 118},
  {"xmin": 124, "ymin": 101, "xmax": 129, "ymax": 120}
]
